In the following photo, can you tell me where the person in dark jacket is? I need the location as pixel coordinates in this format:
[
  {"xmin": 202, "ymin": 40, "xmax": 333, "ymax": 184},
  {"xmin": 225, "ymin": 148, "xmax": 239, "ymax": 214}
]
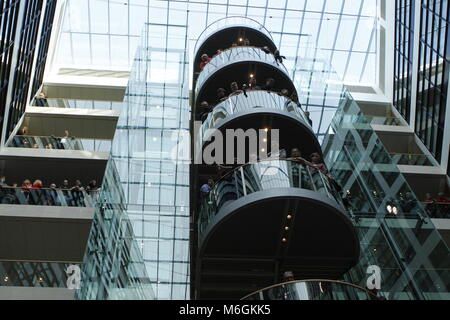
[{"xmin": 35, "ymin": 92, "xmax": 49, "ymax": 107}]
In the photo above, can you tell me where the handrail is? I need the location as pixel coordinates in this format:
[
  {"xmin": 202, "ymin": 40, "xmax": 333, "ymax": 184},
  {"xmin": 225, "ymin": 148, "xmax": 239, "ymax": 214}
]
[
  {"xmin": 15, "ymin": 135, "xmax": 111, "ymax": 140},
  {"xmin": 240, "ymin": 279, "xmax": 378, "ymax": 300},
  {"xmin": 389, "ymin": 152, "xmax": 429, "ymax": 156},
  {"xmin": 423, "ymin": 201, "xmax": 450, "ymax": 205},
  {"xmin": 200, "ymin": 45, "xmax": 289, "ymax": 77},
  {"xmin": 0, "ymin": 186, "xmax": 101, "ymax": 192},
  {"xmin": 193, "ymin": 16, "xmax": 274, "ymax": 57}
]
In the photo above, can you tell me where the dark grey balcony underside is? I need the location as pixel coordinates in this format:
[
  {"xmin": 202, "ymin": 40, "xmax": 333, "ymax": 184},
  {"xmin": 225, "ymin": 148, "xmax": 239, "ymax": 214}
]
[
  {"xmin": 201, "ymin": 108, "xmax": 322, "ymax": 163},
  {"xmin": 196, "ymin": 188, "xmax": 360, "ymax": 299}
]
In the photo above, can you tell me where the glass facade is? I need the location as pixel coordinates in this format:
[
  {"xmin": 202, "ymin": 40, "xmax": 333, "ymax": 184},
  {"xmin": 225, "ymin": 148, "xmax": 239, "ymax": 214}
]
[
  {"xmin": 6, "ymin": 0, "xmax": 45, "ymax": 138},
  {"xmin": 31, "ymin": 0, "xmax": 58, "ymax": 97},
  {"xmin": 415, "ymin": 0, "xmax": 449, "ymax": 162},
  {"xmin": 320, "ymin": 58, "xmax": 450, "ymax": 299},
  {"xmin": 394, "ymin": 0, "xmax": 415, "ymax": 122},
  {"xmin": 0, "ymin": 0, "xmax": 21, "ymax": 139}
]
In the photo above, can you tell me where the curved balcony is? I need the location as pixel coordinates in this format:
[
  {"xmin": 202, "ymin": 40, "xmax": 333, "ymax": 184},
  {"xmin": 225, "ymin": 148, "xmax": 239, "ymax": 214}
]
[
  {"xmin": 194, "ymin": 46, "xmax": 295, "ymax": 106},
  {"xmin": 196, "ymin": 90, "xmax": 321, "ymax": 166},
  {"xmin": 241, "ymin": 280, "xmax": 378, "ymax": 300},
  {"xmin": 194, "ymin": 17, "xmax": 276, "ymax": 74},
  {"xmin": 196, "ymin": 160, "xmax": 360, "ymax": 299}
]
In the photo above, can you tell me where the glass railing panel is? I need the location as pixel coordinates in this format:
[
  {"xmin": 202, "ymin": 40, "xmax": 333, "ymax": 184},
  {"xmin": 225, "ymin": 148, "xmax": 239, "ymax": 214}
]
[
  {"xmin": 0, "ymin": 261, "xmax": 73, "ymax": 288},
  {"xmin": 389, "ymin": 153, "xmax": 434, "ymax": 166},
  {"xmin": 201, "ymin": 90, "xmax": 310, "ymax": 137},
  {"xmin": 198, "ymin": 160, "xmax": 345, "ymax": 237},
  {"xmin": 365, "ymin": 116, "xmax": 404, "ymax": 126},
  {"xmin": 194, "ymin": 16, "xmax": 274, "ymax": 57},
  {"xmin": 196, "ymin": 47, "xmax": 289, "ymax": 98},
  {"xmin": 423, "ymin": 202, "xmax": 450, "ymax": 219},
  {"xmin": 9, "ymin": 136, "xmax": 112, "ymax": 153},
  {"xmin": 0, "ymin": 187, "xmax": 99, "ymax": 207},
  {"xmin": 242, "ymin": 280, "xmax": 377, "ymax": 300},
  {"xmin": 31, "ymin": 98, "xmax": 121, "ymax": 110}
]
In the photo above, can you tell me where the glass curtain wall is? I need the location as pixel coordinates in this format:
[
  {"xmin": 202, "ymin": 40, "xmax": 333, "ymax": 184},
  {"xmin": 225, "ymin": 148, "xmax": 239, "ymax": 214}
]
[
  {"xmin": 415, "ymin": 0, "xmax": 450, "ymax": 162},
  {"xmin": 76, "ymin": 159, "xmax": 154, "ymax": 300},
  {"xmin": 394, "ymin": 0, "xmax": 415, "ymax": 123},
  {"xmin": 313, "ymin": 52, "xmax": 450, "ymax": 300}
]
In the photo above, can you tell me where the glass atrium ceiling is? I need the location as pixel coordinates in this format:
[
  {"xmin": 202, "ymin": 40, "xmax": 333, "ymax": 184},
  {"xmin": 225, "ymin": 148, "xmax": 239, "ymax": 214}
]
[{"xmin": 54, "ymin": 0, "xmax": 378, "ymax": 85}]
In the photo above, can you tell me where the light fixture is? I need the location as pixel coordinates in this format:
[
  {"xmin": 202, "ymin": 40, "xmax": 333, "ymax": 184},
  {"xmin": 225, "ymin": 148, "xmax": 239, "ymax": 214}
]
[
  {"xmin": 285, "ymin": 227, "xmax": 290, "ymax": 231},
  {"xmin": 263, "ymin": 138, "xmax": 267, "ymax": 143},
  {"xmin": 392, "ymin": 206, "xmax": 398, "ymax": 215},
  {"xmin": 261, "ymin": 148, "xmax": 266, "ymax": 152},
  {"xmin": 287, "ymin": 215, "xmax": 292, "ymax": 220},
  {"xmin": 282, "ymin": 238, "xmax": 287, "ymax": 243},
  {"xmin": 264, "ymin": 128, "xmax": 269, "ymax": 133},
  {"xmin": 239, "ymin": 37, "xmax": 243, "ymax": 42},
  {"xmin": 387, "ymin": 204, "xmax": 398, "ymax": 215},
  {"xmin": 249, "ymin": 73, "xmax": 254, "ymax": 78},
  {"xmin": 3, "ymin": 277, "xmax": 8, "ymax": 282}
]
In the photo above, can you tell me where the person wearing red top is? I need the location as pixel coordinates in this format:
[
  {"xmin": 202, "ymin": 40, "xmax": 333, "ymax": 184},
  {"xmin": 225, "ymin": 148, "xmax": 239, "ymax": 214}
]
[
  {"xmin": 21, "ymin": 179, "xmax": 33, "ymax": 204},
  {"xmin": 32, "ymin": 180, "xmax": 45, "ymax": 204},
  {"xmin": 32, "ymin": 180, "xmax": 43, "ymax": 189},
  {"xmin": 199, "ymin": 54, "xmax": 212, "ymax": 70},
  {"xmin": 304, "ymin": 153, "xmax": 329, "ymax": 175},
  {"xmin": 436, "ymin": 192, "xmax": 450, "ymax": 203}
]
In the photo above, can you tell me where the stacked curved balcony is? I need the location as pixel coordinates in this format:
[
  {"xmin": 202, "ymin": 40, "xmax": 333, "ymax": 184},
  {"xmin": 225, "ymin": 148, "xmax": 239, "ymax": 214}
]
[{"xmin": 191, "ymin": 17, "xmax": 360, "ymax": 300}]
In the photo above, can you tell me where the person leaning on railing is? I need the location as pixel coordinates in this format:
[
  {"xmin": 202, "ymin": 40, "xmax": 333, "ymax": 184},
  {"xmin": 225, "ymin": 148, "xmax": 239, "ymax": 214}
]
[
  {"xmin": 199, "ymin": 54, "xmax": 212, "ymax": 70},
  {"xmin": 34, "ymin": 92, "xmax": 49, "ymax": 107},
  {"xmin": 216, "ymin": 87, "xmax": 228, "ymax": 104},
  {"xmin": 198, "ymin": 101, "xmax": 214, "ymax": 122},
  {"xmin": 248, "ymin": 77, "xmax": 261, "ymax": 90},
  {"xmin": 71, "ymin": 180, "xmax": 86, "ymax": 206},
  {"xmin": 0, "ymin": 180, "xmax": 100, "ymax": 207}
]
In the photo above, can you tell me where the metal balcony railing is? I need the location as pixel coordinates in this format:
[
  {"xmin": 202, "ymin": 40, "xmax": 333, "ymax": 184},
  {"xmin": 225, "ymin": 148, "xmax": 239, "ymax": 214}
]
[
  {"xmin": 194, "ymin": 16, "xmax": 274, "ymax": 58},
  {"xmin": 241, "ymin": 279, "xmax": 379, "ymax": 300},
  {"xmin": 198, "ymin": 159, "xmax": 345, "ymax": 237}
]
